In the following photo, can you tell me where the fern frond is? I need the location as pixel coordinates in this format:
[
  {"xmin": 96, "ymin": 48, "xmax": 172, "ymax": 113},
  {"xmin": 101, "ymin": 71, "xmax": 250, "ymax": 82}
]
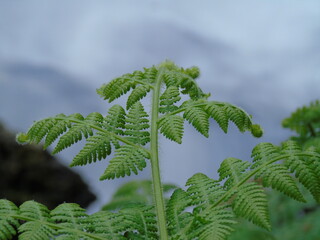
[
  {"xmin": 19, "ymin": 221, "xmax": 55, "ymax": 240},
  {"xmin": 218, "ymin": 157, "xmax": 251, "ymax": 190},
  {"xmin": 179, "ymin": 73, "xmax": 204, "ymax": 100},
  {"xmin": 186, "ymin": 173, "xmax": 225, "ymax": 208},
  {"xmin": 158, "ymin": 115, "xmax": 184, "ymax": 144},
  {"xmin": 26, "ymin": 114, "xmax": 68, "ymax": 145},
  {"xmin": 156, "ymin": 60, "xmax": 204, "ymax": 100},
  {"xmin": 183, "ymin": 106, "xmax": 209, "ymax": 137},
  {"xmin": 143, "ymin": 66, "xmax": 159, "ymax": 83},
  {"xmin": 282, "ymin": 100, "xmax": 320, "ymax": 137},
  {"xmin": 100, "ymin": 145, "xmax": 150, "ymax": 180},
  {"xmin": 97, "ymin": 75, "xmax": 136, "ymax": 103},
  {"xmin": 281, "ymin": 141, "xmax": 320, "ymax": 202},
  {"xmin": 205, "ymin": 101, "xmax": 253, "ymax": 133},
  {"xmin": 70, "ymin": 132, "xmax": 114, "ymax": 166},
  {"xmin": 120, "ymin": 205, "xmax": 158, "ymax": 239},
  {"xmin": 18, "ymin": 201, "xmax": 55, "ymax": 240},
  {"xmin": 0, "ymin": 199, "xmax": 20, "ymax": 240},
  {"xmin": 0, "ymin": 200, "xmax": 120, "ymax": 240},
  {"xmin": 53, "ymin": 112, "xmax": 103, "ymax": 154},
  {"xmin": 166, "ymin": 189, "xmax": 193, "ymax": 240},
  {"xmin": 159, "ymin": 86, "xmax": 181, "ymax": 114},
  {"xmin": 43, "ymin": 114, "xmax": 69, "ymax": 149},
  {"xmin": 50, "ymin": 203, "xmax": 88, "ymax": 239},
  {"xmin": 97, "ymin": 67, "xmax": 157, "ymax": 103},
  {"xmin": 190, "ymin": 206, "xmax": 236, "ymax": 240},
  {"xmin": 259, "ymin": 164, "xmax": 305, "ymax": 202},
  {"xmin": 232, "ymin": 182, "xmax": 270, "ymax": 230},
  {"xmin": 127, "ymin": 84, "xmax": 151, "ymax": 110},
  {"xmin": 124, "ymin": 101, "xmax": 150, "ymax": 145},
  {"xmin": 250, "ymin": 141, "xmax": 320, "ymax": 202},
  {"xmin": 250, "ymin": 143, "xmax": 304, "ymax": 201},
  {"xmin": 85, "ymin": 211, "xmax": 127, "ymax": 240},
  {"xmin": 103, "ymin": 104, "xmax": 126, "ymax": 135}
]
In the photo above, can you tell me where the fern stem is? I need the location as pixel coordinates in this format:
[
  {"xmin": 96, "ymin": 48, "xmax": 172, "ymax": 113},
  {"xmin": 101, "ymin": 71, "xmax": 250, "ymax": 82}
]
[{"xmin": 150, "ymin": 68, "xmax": 168, "ymax": 240}]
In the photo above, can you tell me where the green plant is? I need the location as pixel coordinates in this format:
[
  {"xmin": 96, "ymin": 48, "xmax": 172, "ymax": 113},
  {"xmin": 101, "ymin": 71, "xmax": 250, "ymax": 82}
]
[
  {"xmin": 282, "ymin": 100, "xmax": 320, "ymax": 150},
  {"xmin": 228, "ymin": 100, "xmax": 320, "ymax": 240},
  {"xmin": 1, "ymin": 61, "xmax": 319, "ymax": 240}
]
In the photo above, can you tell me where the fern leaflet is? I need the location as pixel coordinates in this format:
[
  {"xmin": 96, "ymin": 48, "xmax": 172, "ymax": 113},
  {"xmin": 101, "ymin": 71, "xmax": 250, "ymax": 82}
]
[
  {"xmin": 19, "ymin": 201, "xmax": 55, "ymax": 240},
  {"xmin": 124, "ymin": 101, "xmax": 150, "ymax": 146},
  {"xmin": 97, "ymin": 67, "xmax": 156, "ymax": 103},
  {"xmin": 166, "ymin": 189, "xmax": 192, "ymax": 240},
  {"xmin": 158, "ymin": 115, "xmax": 184, "ymax": 144},
  {"xmin": 159, "ymin": 86, "xmax": 181, "ymax": 114},
  {"xmin": 53, "ymin": 112, "xmax": 104, "ymax": 154},
  {"xmin": 100, "ymin": 145, "xmax": 150, "ymax": 180},
  {"xmin": 120, "ymin": 205, "xmax": 158, "ymax": 239},
  {"xmin": 0, "ymin": 200, "xmax": 20, "ymax": 240},
  {"xmin": 103, "ymin": 104, "xmax": 126, "ymax": 135},
  {"xmin": 183, "ymin": 106, "xmax": 210, "ymax": 137},
  {"xmin": 127, "ymin": 84, "xmax": 151, "ymax": 110}
]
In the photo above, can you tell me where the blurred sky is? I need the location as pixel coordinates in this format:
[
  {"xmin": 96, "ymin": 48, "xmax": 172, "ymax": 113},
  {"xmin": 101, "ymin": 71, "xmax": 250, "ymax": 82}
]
[{"xmin": 0, "ymin": 0, "xmax": 319, "ymax": 212}]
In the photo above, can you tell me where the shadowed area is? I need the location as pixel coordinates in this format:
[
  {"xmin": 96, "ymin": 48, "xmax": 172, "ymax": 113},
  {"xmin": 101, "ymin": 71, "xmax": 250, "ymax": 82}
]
[{"xmin": 0, "ymin": 122, "xmax": 96, "ymax": 210}]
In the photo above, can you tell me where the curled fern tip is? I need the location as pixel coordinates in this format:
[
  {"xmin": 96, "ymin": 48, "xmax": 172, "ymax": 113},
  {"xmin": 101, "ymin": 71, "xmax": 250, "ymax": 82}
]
[
  {"xmin": 251, "ymin": 124, "xmax": 263, "ymax": 138},
  {"xmin": 16, "ymin": 132, "xmax": 29, "ymax": 144}
]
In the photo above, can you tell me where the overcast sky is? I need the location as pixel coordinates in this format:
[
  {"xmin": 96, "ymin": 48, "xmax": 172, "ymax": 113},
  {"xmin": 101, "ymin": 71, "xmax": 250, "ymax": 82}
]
[{"xmin": 0, "ymin": 0, "xmax": 319, "ymax": 211}]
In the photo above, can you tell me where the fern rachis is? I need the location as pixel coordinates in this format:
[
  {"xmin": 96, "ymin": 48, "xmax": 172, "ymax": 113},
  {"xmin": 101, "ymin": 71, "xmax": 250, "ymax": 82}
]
[{"xmin": 2, "ymin": 61, "xmax": 318, "ymax": 240}]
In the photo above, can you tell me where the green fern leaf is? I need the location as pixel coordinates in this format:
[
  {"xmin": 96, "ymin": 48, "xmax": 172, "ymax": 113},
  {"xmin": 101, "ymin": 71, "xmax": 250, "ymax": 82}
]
[
  {"xmin": 70, "ymin": 132, "xmax": 114, "ymax": 166},
  {"xmin": 97, "ymin": 67, "xmax": 157, "ymax": 103},
  {"xmin": 204, "ymin": 102, "xmax": 228, "ymax": 133},
  {"xmin": 124, "ymin": 102, "xmax": 150, "ymax": 145},
  {"xmin": 43, "ymin": 114, "xmax": 69, "ymax": 149},
  {"xmin": 205, "ymin": 102, "xmax": 253, "ymax": 133},
  {"xmin": 232, "ymin": 182, "xmax": 270, "ymax": 230},
  {"xmin": 166, "ymin": 189, "xmax": 193, "ymax": 240},
  {"xmin": 282, "ymin": 100, "xmax": 320, "ymax": 137},
  {"xmin": 158, "ymin": 115, "xmax": 184, "ymax": 144},
  {"xmin": 162, "ymin": 71, "xmax": 179, "ymax": 87},
  {"xmin": 18, "ymin": 201, "xmax": 55, "ymax": 240},
  {"xmin": 120, "ymin": 205, "xmax": 158, "ymax": 240},
  {"xmin": 190, "ymin": 206, "xmax": 236, "ymax": 240},
  {"xmin": 103, "ymin": 105, "xmax": 126, "ymax": 135},
  {"xmin": 159, "ymin": 86, "xmax": 181, "ymax": 114},
  {"xmin": 143, "ymin": 66, "xmax": 159, "ymax": 83},
  {"xmin": 50, "ymin": 203, "xmax": 88, "ymax": 239},
  {"xmin": 100, "ymin": 145, "xmax": 150, "ymax": 180},
  {"xmin": 0, "ymin": 199, "xmax": 20, "ymax": 240},
  {"xmin": 19, "ymin": 222, "xmax": 55, "ymax": 240},
  {"xmin": 85, "ymin": 211, "xmax": 127, "ymax": 240},
  {"xmin": 178, "ymin": 71, "xmax": 204, "ymax": 100},
  {"xmin": 53, "ymin": 112, "xmax": 104, "ymax": 154},
  {"xmin": 218, "ymin": 158, "xmax": 251, "ymax": 189},
  {"xmin": 281, "ymin": 141, "xmax": 320, "ymax": 202},
  {"xmin": 27, "ymin": 117, "xmax": 61, "ymax": 144},
  {"xmin": 251, "ymin": 143, "xmax": 305, "ymax": 202},
  {"xmin": 97, "ymin": 75, "xmax": 137, "ymax": 103},
  {"xmin": 183, "ymin": 106, "xmax": 210, "ymax": 137},
  {"xmin": 127, "ymin": 85, "xmax": 151, "ymax": 110},
  {"xmin": 186, "ymin": 173, "xmax": 225, "ymax": 208},
  {"xmin": 260, "ymin": 164, "xmax": 305, "ymax": 202}
]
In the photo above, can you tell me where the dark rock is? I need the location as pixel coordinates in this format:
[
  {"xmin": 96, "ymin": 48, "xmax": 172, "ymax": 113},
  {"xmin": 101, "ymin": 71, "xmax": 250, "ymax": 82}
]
[{"xmin": 0, "ymin": 122, "xmax": 96, "ymax": 210}]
